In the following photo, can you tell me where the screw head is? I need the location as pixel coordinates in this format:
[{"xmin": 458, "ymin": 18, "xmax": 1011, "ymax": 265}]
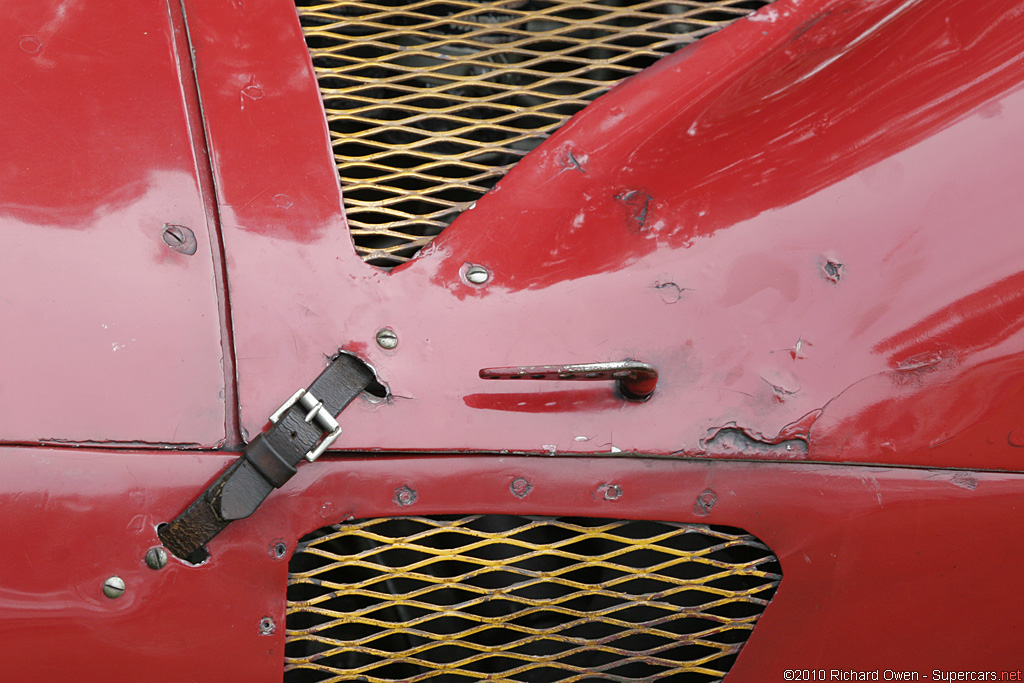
[
  {"xmin": 103, "ymin": 576, "xmax": 126, "ymax": 599},
  {"xmin": 510, "ymin": 477, "xmax": 532, "ymax": 499},
  {"xmin": 375, "ymin": 327, "xmax": 398, "ymax": 350},
  {"xmin": 161, "ymin": 224, "xmax": 197, "ymax": 255},
  {"xmin": 465, "ymin": 264, "xmax": 490, "ymax": 285},
  {"xmin": 145, "ymin": 547, "xmax": 168, "ymax": 571}
]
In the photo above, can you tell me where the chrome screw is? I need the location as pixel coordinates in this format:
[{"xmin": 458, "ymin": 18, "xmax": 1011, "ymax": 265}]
[
  {"xmin": 103, "ymin": 576, "xmax": 126, "ymax": 599},
  {"xmin": 465, "ymin": 264, "xmax": 490, "ymax": 285},
  {"xmin": 376, "ymin": 327, "xmax": 398, "ymax": 350},
  {"xmin": 145, "ymin": 547, "xmax": 168, "ymax": 571}
]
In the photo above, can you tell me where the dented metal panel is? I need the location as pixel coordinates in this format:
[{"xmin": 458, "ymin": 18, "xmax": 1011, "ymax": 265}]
[{"xmin": 185, "ymin": 0, "xmax": 1024, "ymax": 469}]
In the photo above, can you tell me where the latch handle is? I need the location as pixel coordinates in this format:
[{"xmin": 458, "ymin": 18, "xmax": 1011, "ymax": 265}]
[{"xmin": 480, "ymin": 360, "xmax": 657, "ymax": 401}]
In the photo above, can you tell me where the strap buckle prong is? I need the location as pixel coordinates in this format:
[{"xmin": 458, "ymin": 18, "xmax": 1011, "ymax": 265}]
[{"xmin": 270, "ymin": 388, "xmax": 342, "ymax": 462}]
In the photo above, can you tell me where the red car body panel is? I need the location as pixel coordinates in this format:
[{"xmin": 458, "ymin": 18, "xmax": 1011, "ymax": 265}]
[
  {"xmin": 2, "ymin": 450, "xmax": 1023, "ymax": 679},
  {"xmin": 0, "ymin": 0, "xmax": 228, "ymax": 447},
  {"xmin": 1, "ymin": 0, "xmax": 1024, "ymax": 679},
  {"xmin": 185, "ymin": 0, "xmax": 1024, "ymax": 468}
]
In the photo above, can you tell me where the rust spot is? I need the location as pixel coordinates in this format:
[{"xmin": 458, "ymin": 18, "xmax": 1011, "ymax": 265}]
[
  {"xmin": 393, "ymin": 485, "xmax": 417, "ymax": 507},
  {"xmin": 510, "ymin": 477, "xmax": 532, "ymax": 499},
  {"xmin": 693, "ymin": 489, "xmax": 717, "ymax": 516},
  {"xmin": 614, "ymin": 190, "xmax": 652, "ymax": 229}
]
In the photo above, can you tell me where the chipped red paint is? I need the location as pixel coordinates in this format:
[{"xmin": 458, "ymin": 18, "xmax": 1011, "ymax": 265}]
[{"xmin": 183, "ymin": 0, "xmax": 1024, "ymax": 469}]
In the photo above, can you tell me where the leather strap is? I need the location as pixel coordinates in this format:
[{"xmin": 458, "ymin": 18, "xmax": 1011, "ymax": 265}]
[{"xmin": 159, "ymin": 351, "xmax": 374, "ymax": 562}]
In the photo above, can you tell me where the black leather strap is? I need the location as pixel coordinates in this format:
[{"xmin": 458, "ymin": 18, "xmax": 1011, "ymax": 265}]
[{"xmin": 159, "ymin": 351, "xmax": 375, "ymax": 562}]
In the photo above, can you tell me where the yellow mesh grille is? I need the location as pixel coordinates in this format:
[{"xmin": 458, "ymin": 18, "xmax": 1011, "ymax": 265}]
[
  {"xmin": 295, "ymin": 0, "xmax": 775, "ymax": 266},
  {"xmin": 285, "ymin": 516, "xmax": 781, "ymax": 682}
]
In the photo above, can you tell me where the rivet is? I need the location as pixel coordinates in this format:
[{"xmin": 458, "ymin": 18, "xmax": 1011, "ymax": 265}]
[
  {"xmin": 376, "ymin": 327, "xmax": 398, "ymax": 350},
  {"xmin": 259, "ymin": 616, "xmax": 276, "ymax": 635},
  {"xmin": 599, "ymin": 484, "xmax": 622, "ymax": 501},
  {"xmin": 465, "ymin": 264, "xmax": 490, "ymax": 285},
  {"xmin": 103, "ymin": 576, "xmax": 126, "ymax": 599},
  {"xmin": 510, "ymin": 477, "xmax": 532, "ymax": 499},
  {"xmin": 394, "ymin": 485, "xmax": 417, "ymax": 507},
  {"xmin": 145, "ymin": 547, "xmax": 168, "ymax": 571},
  {"xmin": 269, "ymin": 539, "xmax": 288, "ymax": 560},
  {"xmin": 693, "ymin": 488, "xmax": 718, "ymax": 516}
]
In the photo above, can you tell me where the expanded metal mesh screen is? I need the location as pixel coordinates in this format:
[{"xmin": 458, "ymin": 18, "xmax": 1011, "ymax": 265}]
[
  {"xmin": 285, "ymin": 516, "xmax": 781, "ymax": 682},
  {"xmin": 294, "ymin": 0, "xmax": 775, "ymax": 266}
]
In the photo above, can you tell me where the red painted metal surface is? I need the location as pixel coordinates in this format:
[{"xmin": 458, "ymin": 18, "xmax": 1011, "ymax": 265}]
[
  {"xmin": 183, "ymin": 0, "xmax": 1024, "ymax": 470},
  {"xmin": 2, "ymin": 447, "xmax": 1022, "ymax": 680},
  {"xmin": 3, "ymin": 0, "xmax": 1024, "ymax": 678},
  {"xmin": 0, "ymin": 0, "xmax": 227, "ymax": 446}
]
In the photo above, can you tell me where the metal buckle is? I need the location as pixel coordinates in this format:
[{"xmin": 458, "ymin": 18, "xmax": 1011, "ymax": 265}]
[{"xmin": 269, "ymin": 389, "xmax": 342, "ymax": 462}]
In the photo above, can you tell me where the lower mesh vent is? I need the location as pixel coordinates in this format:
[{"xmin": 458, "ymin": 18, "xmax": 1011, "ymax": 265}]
[
  {"xmin": 294, "ymin": 0, "xmax": 775, "ymax": 266},
  {"xmin": 285, "ymin": 515, "xmax": 781, "ymax": 682}
]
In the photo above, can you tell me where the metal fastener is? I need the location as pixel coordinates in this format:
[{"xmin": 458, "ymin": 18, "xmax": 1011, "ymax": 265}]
[
  {"xmin": 162, "ymin": 224, "xmax": 198, "ymax": 255},
  {"xmin": 465, "ymin": 264, "xmax": 490, "ymax": 285},
  {"xmin": 510, "ymin": 477, "xmax": 532, "ymax": 499},
  {"xmin": 694, "ymin": 488, "xmax": 717, "ymax": 516},
  {"xmin": 376, "ymin": 327, "xmax": 398, "ymax": 349},
  {"xmin": 145, "ymin": 547, "xmax": 168, "ymax": 571},
  {"xmin": 394, "ymin": 485, "xmax": 417, "ymax": 507},
  {"xmin": 259, "ymin": 616, "xmax": 276, "ymax": 635},
  {"xmin": 103, "ymin": 576, "xmax": 126, "ymax": 599}
]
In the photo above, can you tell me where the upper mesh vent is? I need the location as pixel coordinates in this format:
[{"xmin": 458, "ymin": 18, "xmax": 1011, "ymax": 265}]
[{"xmin": 295, "ymin": 0, "xmax": 775, "ymax": 266}]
